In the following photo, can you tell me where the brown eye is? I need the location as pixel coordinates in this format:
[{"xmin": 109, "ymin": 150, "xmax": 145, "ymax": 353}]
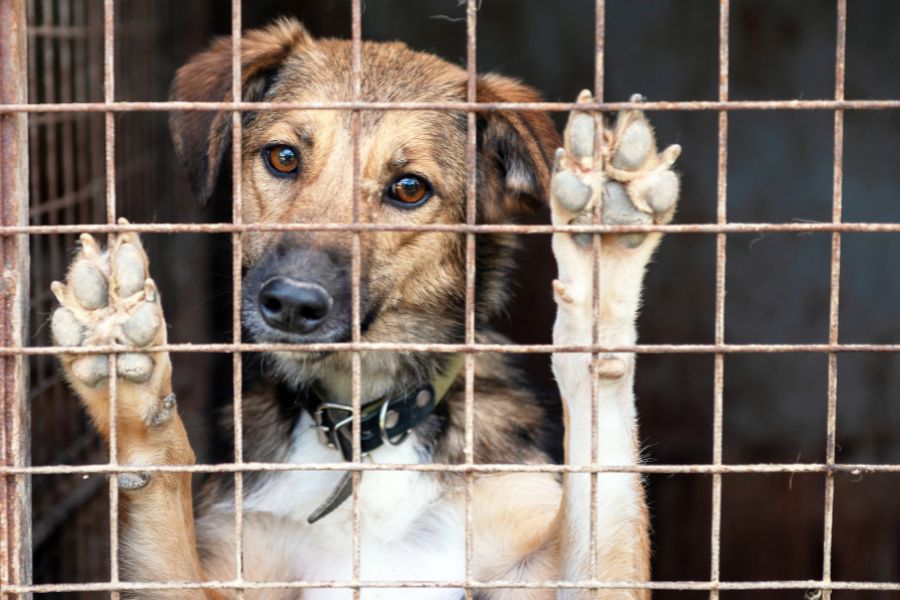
[
  {"xmin": 386, "ymin": 175, "xmax": 432, "ymax": 207},
  {"xmin": 263, "ymin": 144, "xmax": 300, "ymax": 177}
]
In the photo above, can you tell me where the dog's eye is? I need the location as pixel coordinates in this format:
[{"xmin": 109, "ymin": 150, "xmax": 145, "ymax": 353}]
[
  {"xmin": 263, "ymin": 144, "xmax": 300, "ymax": 177},
  {"xmin": 386, "ymin": 175, "xmax": 432, "ymax": 208}
]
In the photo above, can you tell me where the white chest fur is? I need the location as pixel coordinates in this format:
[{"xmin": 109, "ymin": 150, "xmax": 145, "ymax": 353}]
[{"xmin": 241, "ymin": 413, "xmax": 466, "ymax": 599}]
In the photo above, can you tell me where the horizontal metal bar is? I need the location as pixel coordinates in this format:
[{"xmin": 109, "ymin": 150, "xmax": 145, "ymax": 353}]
[
  {"xmin": 4, "ymin": 342, "xmax": 899, "ymax": 355},
  {"xmin": 3, "ymin": 462, "xmax": 898, "ymax": 476},
  {"xmin": 4, "ymin": 221, "xmax": 900, "ymax": 236},
  {"xmin": 1, "ymin": 99, "xmax": 899, "ymax": 114},
  {"xmin": 3, "ymin": 578, "xmax": 899, "ymax": 593}
]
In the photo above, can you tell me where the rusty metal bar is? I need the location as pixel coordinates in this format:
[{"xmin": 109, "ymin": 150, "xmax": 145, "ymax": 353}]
[
  {"xmin": 3, "ymin": 461, "xmax": 900, "ymax": 477},
  {"xmin": 588, "ymin": 1, "xmax": 606, "ymax": 591},
  {"xmin": 5, "ymin": 341, "xmax": 900, "ymax": 356},
  {"xmin": 1, "ymin": 99, "xmax": 899, "ymax": 114},
  {"xmin": 3, "ymin": 221, "xmax": 900, "ymax": 236},
  {"xmin": 102, "ymin": 2, "xmax": 123, "ymax": 599},
  {"xmin": 710, "ymin": 1, "xmax": 729, "ymax": 598},
  {"xmin": 3, "ymin": 578, "xmax": 900, "ymax": 594},
  {"xmin": 463, "ymin": 1, "xmax": 478, "ymax": 598},
  {"xmin": 350, "ymin": 1, "xmax": 363, "ymax": 597},
  {"xmin": 230, "ymin": 0, "xmax": 246, "ymax": 593},
  {"xmin": 821, "ymin": 2, "xmax": 847, "ymax": 599},
  {"xmin": 0, "ymin": 0, "xmax": 31, "ymax": 596}
]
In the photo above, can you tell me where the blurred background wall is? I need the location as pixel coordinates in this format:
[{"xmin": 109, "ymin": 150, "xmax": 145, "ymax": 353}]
[{"xmin": 26, "ymin": 1, "xmax": 899, "ymax": 598}]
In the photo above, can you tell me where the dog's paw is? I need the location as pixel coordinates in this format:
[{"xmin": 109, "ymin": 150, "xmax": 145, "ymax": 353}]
[
  {"xmin": 551, "ymin": 91, "xmax": 681, "ymax": 250},
  {"xmin": 50, "ymin": 220, "xmax": 174, "ymax": 430}
]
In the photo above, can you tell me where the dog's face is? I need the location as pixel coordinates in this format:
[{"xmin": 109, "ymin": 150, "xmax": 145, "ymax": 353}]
[{"xmin": 170, "ymin": 19, "xmax": 559, "ymax": 392}]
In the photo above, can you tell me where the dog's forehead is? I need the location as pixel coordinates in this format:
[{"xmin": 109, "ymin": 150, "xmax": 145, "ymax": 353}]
[{"xmin": 273, "ymin": 38, "xmax": 467, "ymax": 104}]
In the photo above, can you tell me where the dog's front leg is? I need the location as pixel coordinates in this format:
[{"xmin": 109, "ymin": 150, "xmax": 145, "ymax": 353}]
[
  {"xmin": 550, "ymin": 91, "xmax": 680, "ymax": 599},
  {"xmin": 51, "ymin": 226, "xmax": 212, "ymax": 600}
]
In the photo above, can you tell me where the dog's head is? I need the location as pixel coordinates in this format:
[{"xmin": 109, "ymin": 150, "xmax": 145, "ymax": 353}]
[{"xmin": 170, "ymin": 19, "xmax": 560, "ymax": 391}]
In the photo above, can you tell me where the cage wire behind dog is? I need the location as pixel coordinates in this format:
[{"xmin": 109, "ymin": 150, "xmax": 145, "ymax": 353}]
[{"xmin": 1, "ymin": 0, "xmax": 900, "ymax": 598}]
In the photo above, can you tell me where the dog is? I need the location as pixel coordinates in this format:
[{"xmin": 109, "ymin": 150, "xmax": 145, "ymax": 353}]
[{"xmin": 50, "ymin": 18, "xmax": 680, "ymax": 600}]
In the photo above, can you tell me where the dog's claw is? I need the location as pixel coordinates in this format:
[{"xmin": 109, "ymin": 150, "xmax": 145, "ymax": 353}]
[{"xmin": 553, "ymin": 279, "xmax": 575, "ymax": 304}]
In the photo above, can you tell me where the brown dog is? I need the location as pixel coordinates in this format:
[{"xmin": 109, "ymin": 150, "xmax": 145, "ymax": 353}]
[{"xmin": 51, "ymin": 18, "xmax": 681, "ymax": 600}]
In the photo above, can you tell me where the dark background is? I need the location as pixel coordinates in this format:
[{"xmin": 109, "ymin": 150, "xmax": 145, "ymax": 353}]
[{"xmin": 26, "ymin": 1, "xmax": 899, "ymax": 598}]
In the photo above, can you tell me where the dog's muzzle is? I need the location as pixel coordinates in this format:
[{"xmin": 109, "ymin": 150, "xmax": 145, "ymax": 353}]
[{"xmin": 241, "ymin": 238, "xmax": 357, "ymax": 344}]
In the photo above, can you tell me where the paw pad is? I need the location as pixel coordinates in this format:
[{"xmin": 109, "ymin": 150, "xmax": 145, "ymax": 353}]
[
  {"xmin": 116, "ymin": 472, "xmax": 150, "ymax": 491},
  {"xmin": 117, "ymin": 353, "xmax": 154, "ymax": 383},
  {"xmin": 51, "ymin": 307, "xmax": 84, "ymax": 347},
  {"xmin": 71, "ymin": 355, "xmax": 110, "ymax": 388},
  {"xmin": 113, "ymin": 243, "xmax": 146, "ymax": 297},
  {"xmin": 551, "ymin": 91, "xmax": 681, "ymax": 250},
  {"xmin": 122, "ymin": 302, "xmax": 161, "ymax": 347},
  {"xmin": 70, "ymin": 262, "xmax": 108, "ymax": 310},
  {"xmin": 552, "ymin": 169, "xmax": 593, "ymax": 214},
  {"xmin": 611, "ymin": 119, "xmax": 653, "ymax": 170},
  {"xmin": 52, "ymin": 224, "xmax": 165, "ymax": 389}
]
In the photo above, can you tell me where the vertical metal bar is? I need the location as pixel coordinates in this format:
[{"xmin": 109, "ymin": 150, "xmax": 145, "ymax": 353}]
[
  {"xmin": 821, "ymin": 2, "xmax": 846, "ymax": 599},
  {"xmin": 590, "ymin": 0, "xmax": 605, "ymax": 594},
  {"xmin": 102, "ymin": 2, "xmax": 120, "ymax": 598},
  {"xmin": 350, "ymin": 1, "xmax": 363, "ymax": 598},
  {"xmin": 0, "ymin": 0, "xmax": 31, "ymax": 596},
  {"xmin": 40, "ymin": 0, "xmax": 59, "ymax": 259},
  {"xmin": 464, "ymin": 2, "xmax": 478, "ymax": 598},
  {"xmin": 230, "ymin": 0, "xmax": 245, "ymax": 594},
  {"xmin": 710, "ymin": 2, "xmax": 729, "ymax": 599}
]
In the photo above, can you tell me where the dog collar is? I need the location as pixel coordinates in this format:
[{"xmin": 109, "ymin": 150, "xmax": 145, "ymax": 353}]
[{"xmin": 305, "ymin": 353, "xmax": 465, "ymax": 523}]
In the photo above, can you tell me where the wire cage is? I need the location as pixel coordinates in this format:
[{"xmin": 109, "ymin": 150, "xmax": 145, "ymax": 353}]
[{"xmin": 2, "ymin": 1, "xmax": 900, "ymax": 599}]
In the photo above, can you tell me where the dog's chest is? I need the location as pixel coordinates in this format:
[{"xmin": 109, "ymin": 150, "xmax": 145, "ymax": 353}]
[{"xmin": 241, "ymin": 413, "xmax": 465, "ymax": 599}]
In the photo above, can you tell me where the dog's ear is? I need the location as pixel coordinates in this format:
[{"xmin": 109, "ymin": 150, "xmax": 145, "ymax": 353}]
[
  {"xmin": 169, "ymin": 18, "xmax": 311, "ymax": 208},
  {"xmin": 476, "ymin": 74, "xmax": 561, "ymax": 223}
]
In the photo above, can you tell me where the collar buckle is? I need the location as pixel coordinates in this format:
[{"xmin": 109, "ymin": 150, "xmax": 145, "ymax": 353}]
[{"xmin": 313, "ymin": 402, "xmax": 361, "ymax": 459}]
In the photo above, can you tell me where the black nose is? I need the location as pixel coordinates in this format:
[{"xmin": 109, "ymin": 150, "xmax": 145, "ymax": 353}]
[{"xmin": 258, "ymin": 277, "xmax": 333, "ymax": 334}]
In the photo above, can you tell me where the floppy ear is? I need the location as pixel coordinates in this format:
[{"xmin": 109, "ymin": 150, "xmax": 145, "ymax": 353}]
[
  {"xmin": 476, "ymin": 74, "xmax": 562, "ymax": 223},
  {"xmin": 169, "ymin": 18, "xmax": 311, "ymax": 208}
]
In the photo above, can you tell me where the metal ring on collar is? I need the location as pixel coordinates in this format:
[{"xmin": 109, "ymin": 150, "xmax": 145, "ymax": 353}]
[{"xmin": 378, "ymin": 397, "xmax": 409, "ymax": 446}]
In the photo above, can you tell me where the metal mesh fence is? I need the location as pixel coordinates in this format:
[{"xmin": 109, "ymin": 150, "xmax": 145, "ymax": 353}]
[{"xmin": 1, "ymin": 0, "xmax": 899, "ymax": 598}]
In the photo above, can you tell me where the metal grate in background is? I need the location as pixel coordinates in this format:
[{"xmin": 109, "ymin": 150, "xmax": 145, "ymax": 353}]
[
  {"xmin": 21, "ymin": 0, "xmax": 213, "ymax": 594},
  {"xmin": 1, "ymin": 0, "xmax": 899, "ymax": 599}
]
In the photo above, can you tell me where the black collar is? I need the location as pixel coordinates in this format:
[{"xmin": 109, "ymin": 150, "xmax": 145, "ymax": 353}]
[
  {"xmin": 306, "ymin": 382, "xmax": 441, "ymax": 461},
  {"xmin": 303, "ymin": 353, "xmax": 465, "ymax": 461},
  {"xmin": 300, "ymin": 354, "xmax": 465, "ymax": 524}
]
